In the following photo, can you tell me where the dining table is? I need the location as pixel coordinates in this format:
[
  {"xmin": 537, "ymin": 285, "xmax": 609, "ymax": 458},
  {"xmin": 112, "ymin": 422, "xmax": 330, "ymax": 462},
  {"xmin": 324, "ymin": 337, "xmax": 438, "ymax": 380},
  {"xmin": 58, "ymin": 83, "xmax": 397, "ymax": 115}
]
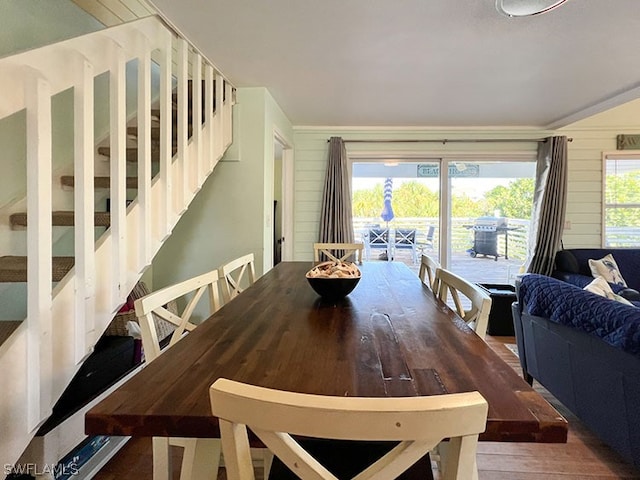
[{"xmin": 85, "ymin": 261, "xmax": 567, "ymax": 476}]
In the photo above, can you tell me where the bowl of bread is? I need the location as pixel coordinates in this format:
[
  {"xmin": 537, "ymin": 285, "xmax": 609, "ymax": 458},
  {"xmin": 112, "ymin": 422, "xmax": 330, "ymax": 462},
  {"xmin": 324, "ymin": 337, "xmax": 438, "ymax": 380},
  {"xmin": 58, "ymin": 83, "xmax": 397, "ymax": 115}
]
[{"xmin": 305, "ymin": 261, "xmax": 361, "ymax": 299}]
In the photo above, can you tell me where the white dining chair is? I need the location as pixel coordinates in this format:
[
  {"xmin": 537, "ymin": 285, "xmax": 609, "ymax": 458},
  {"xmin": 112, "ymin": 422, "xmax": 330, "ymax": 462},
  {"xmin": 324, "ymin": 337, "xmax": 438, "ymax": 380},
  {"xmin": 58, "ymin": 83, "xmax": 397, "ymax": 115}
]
[
  {"xmin": 363, "ymin": 227, "xmax": 392, "ymax": 261},
  {"xmin": 394, "ymin": 229, "xmax": 419, "ymax": 264},
  {"xmin": 434, "ymin": 267, "xmax": 492, "ymax": 340},
  {"xmin": 219, "ymin": 253, "xmax": 256, "ymax": 303},
  {"xmin": 418, "ymin": 254, "xmax": 441, "ymax": 290},
  {"xmin": 134, "ymin": 269, "xmax": 223, "ymax": 480},
  {"xmin": 313, "ymin": 242, "xmax": 364, "ymax": 264},
  {"xmin": 210, "ymin": 378, "xmax": 488, "ymax": 480},
  {"xmin": 134, "ymin": 269, "xmax": 271, "ymax": 480}
]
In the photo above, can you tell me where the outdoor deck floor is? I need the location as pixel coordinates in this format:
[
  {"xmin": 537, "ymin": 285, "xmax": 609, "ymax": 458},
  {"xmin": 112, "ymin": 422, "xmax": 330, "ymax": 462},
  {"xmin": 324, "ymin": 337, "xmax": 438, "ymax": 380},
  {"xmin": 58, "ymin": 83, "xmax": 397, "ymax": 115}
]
[{"xmin": 367, "ymin": 248, "xmax": 524, "ymax": 287}]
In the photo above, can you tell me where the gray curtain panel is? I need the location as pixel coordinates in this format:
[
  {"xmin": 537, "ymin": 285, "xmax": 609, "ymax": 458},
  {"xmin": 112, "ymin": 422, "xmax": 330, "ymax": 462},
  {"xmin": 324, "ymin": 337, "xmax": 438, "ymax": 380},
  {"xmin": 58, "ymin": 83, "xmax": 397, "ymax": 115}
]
[
  {"xmin": 526, "ymin": 136, "xmax": 568, "ymax": 275},
  {"xmin": 319, "ymin": 137, "xmax": 355, "ymax": 246}
]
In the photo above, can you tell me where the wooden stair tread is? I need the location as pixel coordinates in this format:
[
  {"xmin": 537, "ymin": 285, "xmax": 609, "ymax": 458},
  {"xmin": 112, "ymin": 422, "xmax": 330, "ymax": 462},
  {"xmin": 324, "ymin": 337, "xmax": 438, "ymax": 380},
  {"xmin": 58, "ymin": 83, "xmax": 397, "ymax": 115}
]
[
  {"xmin": 97, "ymin": 146, "xmax": 164, "ymax": 162},
  {"xmin": 126, "ymin": 125, "xmax": 192, "ymax": 141},
  {"xmin": 10, "ymin": 211, "xmax": 110, "ymax": 228},
  {"xmin": 149, "ymin": 108, "xmax": 208, "ymax": 121},
  {"xmin": 61, "ymin": 176, "xmax": 139, "ymax": 189},
  {"xmin": 0, "ymin": 256, "xmax": 74, "ymax": 282}
]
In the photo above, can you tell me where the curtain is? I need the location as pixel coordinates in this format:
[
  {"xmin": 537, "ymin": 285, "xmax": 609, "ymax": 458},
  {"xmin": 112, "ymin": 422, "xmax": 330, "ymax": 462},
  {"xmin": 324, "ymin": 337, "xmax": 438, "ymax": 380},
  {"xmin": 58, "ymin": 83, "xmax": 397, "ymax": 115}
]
[
  {"xmin": 319, "ymin": 137, "xmax": 355, "ymax": 246},
  {"xmin": 525, "ymin": 136, "xmax": 569, "ymax": 275}
]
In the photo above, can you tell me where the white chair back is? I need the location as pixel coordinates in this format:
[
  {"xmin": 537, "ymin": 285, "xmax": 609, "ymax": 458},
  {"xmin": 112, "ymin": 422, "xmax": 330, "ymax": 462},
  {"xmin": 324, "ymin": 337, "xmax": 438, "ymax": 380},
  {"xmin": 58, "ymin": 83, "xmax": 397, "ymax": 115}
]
[
  {"xmin": 434, "ymin": 267, "xmax": 492, "ymax": 339},
  {"xmin": 220, "ymin": 253, "xmax": 256, "ymax": 303},
  {"xmin": 210, "ymin": 378, "xmax": 488, "ymax": 480},
  {"xmin": 134, "ymin": 269, "xmax": 222, "ymax": 363},
  {"xmin": 313, "ymin": 242, "xmax": 363, "ymax": 264},
  {"xmin": 418, "ymin": 254, "xmax": 440, "ymax": 290},
  {"xmin": 134, "ymin": 270, "xmax": 224, "ymax": 480}
]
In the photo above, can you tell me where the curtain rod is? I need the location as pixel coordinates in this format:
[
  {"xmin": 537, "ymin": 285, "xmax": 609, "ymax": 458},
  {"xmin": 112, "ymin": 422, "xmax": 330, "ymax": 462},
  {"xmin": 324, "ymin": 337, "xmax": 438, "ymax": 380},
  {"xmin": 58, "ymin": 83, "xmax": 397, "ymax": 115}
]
[{"xmin": 328, "ymin": 137, "xmax": 573, "ymax": 144}]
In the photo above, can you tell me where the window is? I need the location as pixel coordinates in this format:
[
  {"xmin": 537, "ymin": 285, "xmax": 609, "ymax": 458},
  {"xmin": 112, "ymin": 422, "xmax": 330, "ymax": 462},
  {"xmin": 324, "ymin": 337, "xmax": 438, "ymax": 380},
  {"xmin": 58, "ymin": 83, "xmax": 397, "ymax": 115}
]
[{"xmin": 603, "ymin": 154, "xmax": 640, "ymax": 247}]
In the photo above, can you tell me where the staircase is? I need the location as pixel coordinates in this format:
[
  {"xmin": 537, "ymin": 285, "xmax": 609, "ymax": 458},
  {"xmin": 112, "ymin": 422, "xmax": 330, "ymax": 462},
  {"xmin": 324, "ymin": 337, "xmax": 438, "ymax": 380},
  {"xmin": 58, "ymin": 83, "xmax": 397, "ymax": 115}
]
[{"xmin": 0, "ymin": 16, "xmax": 233, "ymax": 469}]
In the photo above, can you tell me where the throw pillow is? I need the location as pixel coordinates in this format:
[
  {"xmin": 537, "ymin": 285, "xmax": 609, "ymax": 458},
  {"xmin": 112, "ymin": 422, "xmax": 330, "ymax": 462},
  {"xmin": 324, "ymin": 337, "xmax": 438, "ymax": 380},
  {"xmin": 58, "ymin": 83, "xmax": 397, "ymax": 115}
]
[
  {"xmin": 613, "ymin": 293, "xmax": 634, "ymax": 306},
  {"xmin": 584, "ymin": 277, "xmax": 615, "ymax": 298},
  {"xmin": 584, "ymin": 277, "xmax": 633, "ymax": 306},
  {"xmin": 588, "ymin": 254, "xmax": 627, "ymax": 287}
]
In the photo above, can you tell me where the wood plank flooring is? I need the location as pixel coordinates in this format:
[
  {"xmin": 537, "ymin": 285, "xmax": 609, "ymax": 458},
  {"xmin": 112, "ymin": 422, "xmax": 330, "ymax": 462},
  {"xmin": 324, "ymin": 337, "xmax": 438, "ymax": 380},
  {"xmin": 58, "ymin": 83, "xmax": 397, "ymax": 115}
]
[{"xmin": 93, "ymin": 336, "xmax": 640, "ymax": 479}]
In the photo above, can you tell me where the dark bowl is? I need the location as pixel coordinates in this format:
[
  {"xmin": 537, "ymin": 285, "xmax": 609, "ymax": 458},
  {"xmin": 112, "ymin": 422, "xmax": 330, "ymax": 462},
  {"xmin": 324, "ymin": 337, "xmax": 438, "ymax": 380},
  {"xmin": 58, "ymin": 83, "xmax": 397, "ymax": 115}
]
[{"xmin": 306, "ymin": 275, "xmax": 361, "ymax": 299}]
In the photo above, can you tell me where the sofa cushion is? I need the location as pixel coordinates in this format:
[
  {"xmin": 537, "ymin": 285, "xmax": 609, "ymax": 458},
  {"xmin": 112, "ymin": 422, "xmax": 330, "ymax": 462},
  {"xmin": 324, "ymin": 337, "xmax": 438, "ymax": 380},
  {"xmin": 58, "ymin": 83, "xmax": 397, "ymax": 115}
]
[
  {"xmin": 588, "ymin": 253, "xmax": 628, "ymax": 288},
  {"xmin": 620, "ymin": 288, "xmax": 640, "ymax": 302},
  {"xmin": 518, "ymin": 274, "xmax": 640, "ymax": 355}
]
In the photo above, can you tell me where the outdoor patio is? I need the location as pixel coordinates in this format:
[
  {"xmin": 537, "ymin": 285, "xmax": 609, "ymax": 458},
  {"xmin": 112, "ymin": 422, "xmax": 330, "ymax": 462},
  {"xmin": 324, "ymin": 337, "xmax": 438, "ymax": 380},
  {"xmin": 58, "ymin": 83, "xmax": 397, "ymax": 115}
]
[{"xmin": 365, "ymin": 247, "xmax": 524, "ymax": 287}]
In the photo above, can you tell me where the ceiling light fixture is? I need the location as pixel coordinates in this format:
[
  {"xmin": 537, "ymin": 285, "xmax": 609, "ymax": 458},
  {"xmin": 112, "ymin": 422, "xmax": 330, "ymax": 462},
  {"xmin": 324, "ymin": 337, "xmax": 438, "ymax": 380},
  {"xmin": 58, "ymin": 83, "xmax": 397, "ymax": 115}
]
[{"xmin": 496, "ymin": 0, "xmax": 569, "ymax": 17}]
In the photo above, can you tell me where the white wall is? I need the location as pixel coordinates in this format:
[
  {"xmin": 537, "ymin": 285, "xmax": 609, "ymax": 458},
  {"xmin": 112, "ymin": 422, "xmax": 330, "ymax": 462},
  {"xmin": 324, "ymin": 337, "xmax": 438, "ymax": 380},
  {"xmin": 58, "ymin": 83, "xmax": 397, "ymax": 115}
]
[
  {"xmin": 262, "ymin": 90, "xmax": 295, "ymax": 272},
  {"xmin": 559, "ymin": 98, "xmax": 640, "ymax": 248},
  {"xmin": 292, "ymin": 127, "xmax": 548, "ymax": 261},
  {"xmin": 293, "ymin": 104, "xmax": 640, "ymax": 259}
]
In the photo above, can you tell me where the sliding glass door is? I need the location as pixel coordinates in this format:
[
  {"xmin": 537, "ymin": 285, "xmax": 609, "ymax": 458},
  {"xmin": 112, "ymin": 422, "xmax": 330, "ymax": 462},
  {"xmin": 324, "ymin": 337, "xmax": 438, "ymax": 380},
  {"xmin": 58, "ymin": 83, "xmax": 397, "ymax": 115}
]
[
  {"xmin": 446, "ymin": 159, "xmax": 535, "ymax": 284},
  {"xmin": 351, "ymin": 158, "xmax": 535, "ymax": 285}
]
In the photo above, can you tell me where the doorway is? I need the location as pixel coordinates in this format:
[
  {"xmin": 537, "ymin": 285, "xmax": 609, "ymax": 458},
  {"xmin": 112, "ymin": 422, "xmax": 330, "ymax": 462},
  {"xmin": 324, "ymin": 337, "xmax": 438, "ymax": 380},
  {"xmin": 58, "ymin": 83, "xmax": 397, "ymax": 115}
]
[
  {"xmin": 271, "ymin": 129, "xmax": 293, "ymax": 269},
  {"xmin": 273, "ymin": 142, "xmax": 284, "ymax": 265}
]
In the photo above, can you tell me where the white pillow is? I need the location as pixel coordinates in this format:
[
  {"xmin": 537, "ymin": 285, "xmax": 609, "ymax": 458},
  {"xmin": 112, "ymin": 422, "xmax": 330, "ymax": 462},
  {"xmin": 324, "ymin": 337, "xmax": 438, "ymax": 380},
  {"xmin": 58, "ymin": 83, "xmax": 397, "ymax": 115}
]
[
  {"xmin": 584, "ymin": 277, "xmax": 633, "ymax": 305},
  {"xmin": 584, "ymin": 277, "xmax": 615, "ymax": 298},
  {"xmin": 588, "ymin": 254, "xmax": 627, "ymax": 287}
]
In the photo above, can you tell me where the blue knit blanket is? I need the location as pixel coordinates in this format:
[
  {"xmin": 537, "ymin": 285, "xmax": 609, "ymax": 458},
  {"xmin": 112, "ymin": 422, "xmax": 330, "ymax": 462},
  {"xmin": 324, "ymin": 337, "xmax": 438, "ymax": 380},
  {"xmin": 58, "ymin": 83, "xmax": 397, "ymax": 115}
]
[{"xmin": 519, "ymin": 274, "xmax": 640, "ymax": 356}]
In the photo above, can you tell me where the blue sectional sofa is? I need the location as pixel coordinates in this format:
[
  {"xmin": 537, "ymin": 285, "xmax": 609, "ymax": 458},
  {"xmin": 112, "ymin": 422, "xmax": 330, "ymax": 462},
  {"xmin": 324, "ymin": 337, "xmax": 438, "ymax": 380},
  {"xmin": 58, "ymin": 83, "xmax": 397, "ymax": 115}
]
[
  {"xmin": 552, "ymin": 247, "xmax": 640, "ymax": 294},
  {"xmin": 512, "ymin": 272, "xmax": 640, "ymax": 469}
]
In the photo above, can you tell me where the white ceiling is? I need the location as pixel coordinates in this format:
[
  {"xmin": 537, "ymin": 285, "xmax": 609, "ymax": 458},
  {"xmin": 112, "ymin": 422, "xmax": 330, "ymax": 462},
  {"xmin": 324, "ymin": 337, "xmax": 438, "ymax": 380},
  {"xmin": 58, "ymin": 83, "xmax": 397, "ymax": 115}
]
[{"xmin": 148, "ymin": 0, "xmax": 640, "ymax": 128}]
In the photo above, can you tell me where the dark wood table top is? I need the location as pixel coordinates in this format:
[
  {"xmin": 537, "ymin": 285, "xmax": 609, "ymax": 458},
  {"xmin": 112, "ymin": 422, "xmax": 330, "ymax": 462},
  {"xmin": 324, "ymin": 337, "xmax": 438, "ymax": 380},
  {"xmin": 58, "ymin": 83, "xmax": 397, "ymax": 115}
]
[{"xmin": 86, "ymin": 261, "xmax": 567, "ymax": 443}]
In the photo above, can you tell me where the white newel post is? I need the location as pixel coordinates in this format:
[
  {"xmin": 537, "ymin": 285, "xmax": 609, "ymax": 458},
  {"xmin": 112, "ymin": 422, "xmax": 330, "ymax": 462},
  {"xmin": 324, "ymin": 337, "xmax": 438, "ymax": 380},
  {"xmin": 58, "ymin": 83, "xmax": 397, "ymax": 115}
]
[
  {"xmin": 224, "ymin": 82, "xmax": 233, "ymax": 149},
  {"xmin": 177, "ymin": 38, "xmax": 189, "ymax": 213},
  {"xmin": 215, "ymin": 73, "xmax": 224, "ymax": 160},
  {"xmin": 192, "ymin": 52, "xmax": 202, "ymax": 189},
  {"xmin": 159, "ymin": 28, "xmax": 174, "ymax": 239},
  {"xmin": 25, "ymin": 68, "xmax": 54, "ymax": 429},
  {"xmin": 204, "ymin": 64, "xmax": 215, "ymax": 174},
  {"xmin": 138, "ymin": 38, "xmax": 153, "ymax": 267},
  {"xmin": 109, "ymin": 44, "xmax": 127, "ymax": 305},
  {"xmin": 73, "ymin": 55, "xmax": 96, "ymax": 363}
]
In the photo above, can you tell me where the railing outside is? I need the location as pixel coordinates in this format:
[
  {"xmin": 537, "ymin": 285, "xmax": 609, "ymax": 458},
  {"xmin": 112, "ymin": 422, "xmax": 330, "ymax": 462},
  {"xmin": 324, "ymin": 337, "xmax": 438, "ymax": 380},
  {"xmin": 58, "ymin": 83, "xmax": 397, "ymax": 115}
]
[
  {"xmin": 354, "ymin": 217, "xmax": 530, "ymax": 260},
  {"xmin": 605, "ymin": 226, "xmax": 640, "ymax": 247}
]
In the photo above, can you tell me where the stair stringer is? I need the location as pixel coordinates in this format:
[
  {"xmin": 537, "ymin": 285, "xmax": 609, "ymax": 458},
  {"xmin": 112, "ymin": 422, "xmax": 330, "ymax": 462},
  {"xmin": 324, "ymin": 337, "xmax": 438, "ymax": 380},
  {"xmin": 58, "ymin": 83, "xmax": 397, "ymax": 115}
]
[{"xmin": 0, "ymin": 16, "xmax": 234, "ymax": 470}]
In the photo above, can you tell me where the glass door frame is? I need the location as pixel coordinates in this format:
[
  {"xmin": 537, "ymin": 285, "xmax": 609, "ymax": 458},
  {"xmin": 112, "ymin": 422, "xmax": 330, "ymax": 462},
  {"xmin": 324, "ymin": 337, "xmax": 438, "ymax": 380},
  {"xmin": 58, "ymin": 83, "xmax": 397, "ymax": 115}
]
[{"xmin": 348, "ymin": 151, "xmax": 537, "ymax": 271}]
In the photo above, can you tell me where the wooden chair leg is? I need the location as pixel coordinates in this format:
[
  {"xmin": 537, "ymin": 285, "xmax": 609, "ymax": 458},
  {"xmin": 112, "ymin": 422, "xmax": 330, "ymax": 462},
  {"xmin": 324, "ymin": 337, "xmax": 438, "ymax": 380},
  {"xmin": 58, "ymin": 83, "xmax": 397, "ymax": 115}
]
[
  {"xmin": 152, "ymin": 437, "xmax": 171, "ymax": 480},
  {"xmin": 262, "ymin": 448, "xmax": 274, "ymax": 478},
  {"xmin": 180, "ymin": 438, "xmax": 221, "ymax": 480}
]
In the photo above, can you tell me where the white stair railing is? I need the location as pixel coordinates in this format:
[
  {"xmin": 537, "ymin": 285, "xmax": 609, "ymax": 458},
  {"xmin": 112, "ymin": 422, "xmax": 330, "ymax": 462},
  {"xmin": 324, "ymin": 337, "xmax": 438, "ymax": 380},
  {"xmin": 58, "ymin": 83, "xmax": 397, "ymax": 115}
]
[{"xmin": 0, "ymin": 16, "xmax": 233, "ymax": 468}]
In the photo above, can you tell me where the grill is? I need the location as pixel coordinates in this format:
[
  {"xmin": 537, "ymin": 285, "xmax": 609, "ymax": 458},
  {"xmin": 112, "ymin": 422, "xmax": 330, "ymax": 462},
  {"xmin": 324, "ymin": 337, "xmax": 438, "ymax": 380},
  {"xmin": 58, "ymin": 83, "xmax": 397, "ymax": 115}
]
[{"xmin": 468, "ymin": 216, "xmax": 508, "ymax": 261}]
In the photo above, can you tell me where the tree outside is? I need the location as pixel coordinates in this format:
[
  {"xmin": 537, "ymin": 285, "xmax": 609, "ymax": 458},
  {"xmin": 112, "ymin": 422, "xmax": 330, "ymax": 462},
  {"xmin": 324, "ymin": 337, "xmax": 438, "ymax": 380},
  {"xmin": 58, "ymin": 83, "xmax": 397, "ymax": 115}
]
[
  {"xmin": 353, "ymin": 178, "xmax": 535, "ymax": 221},
  {"xmin": 605, "ymin": 170, "xmax": 640, "ymax": 227}
]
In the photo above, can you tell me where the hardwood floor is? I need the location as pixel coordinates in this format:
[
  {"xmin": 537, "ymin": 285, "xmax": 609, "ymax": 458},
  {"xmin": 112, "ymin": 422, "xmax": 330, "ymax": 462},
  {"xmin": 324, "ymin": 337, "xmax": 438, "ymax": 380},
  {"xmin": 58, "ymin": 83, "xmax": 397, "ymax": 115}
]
[{"xmin": 93, "ymin": 336, "xmax": 640, "ymax": 479}]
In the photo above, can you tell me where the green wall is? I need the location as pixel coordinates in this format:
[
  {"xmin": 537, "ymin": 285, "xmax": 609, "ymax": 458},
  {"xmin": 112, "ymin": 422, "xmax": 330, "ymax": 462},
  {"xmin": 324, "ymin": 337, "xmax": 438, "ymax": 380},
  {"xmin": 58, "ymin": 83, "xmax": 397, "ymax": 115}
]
[{"xmin": 151, "ymin": 87, "xmax": 293, "ymax": 321}]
